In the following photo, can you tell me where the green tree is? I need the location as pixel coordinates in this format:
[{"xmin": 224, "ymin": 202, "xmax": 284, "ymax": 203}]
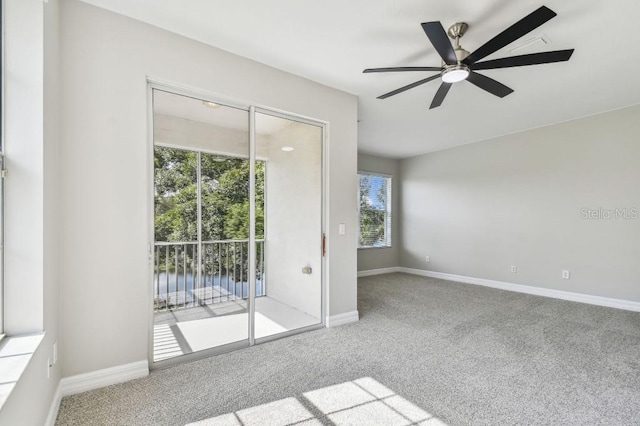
[
  {"xmin": 154, "ymin": 147, "xmax": 265, "ymax": 243},
  {"xmin": 154, "ymin": 148, "xmax": 197, "ymax": 241},
  {"xmin": 359, "ymin": 175, "xmax": 385, "ymax": 247}
]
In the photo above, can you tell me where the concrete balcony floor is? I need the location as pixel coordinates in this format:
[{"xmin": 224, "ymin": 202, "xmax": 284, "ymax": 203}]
[{"xmin": 153, "ymin": 296, "xmax": 320, "ymax": 362}]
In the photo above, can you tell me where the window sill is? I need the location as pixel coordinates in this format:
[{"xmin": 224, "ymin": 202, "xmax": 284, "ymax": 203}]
[
  {"xmin": 0, "ymin": 333, "xmax": 45, "ymax": 411},
  {"xmin": 358, "ymin": 246, "xmax": 393, "ymax": 250}
]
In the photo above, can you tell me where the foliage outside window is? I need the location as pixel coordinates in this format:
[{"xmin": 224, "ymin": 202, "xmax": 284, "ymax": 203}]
[
  {"xmin": 154, "ymin": 147, "xmax": 264, "ymax": 243},
  {"xmin": 358, "ymin": 172, "xmax": 392, "ymax": 248}
]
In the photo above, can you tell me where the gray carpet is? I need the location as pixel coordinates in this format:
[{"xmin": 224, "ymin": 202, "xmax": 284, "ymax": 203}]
[{"xmin": 56, "ymin": 273, "xmax": 640, "ymax": 425}]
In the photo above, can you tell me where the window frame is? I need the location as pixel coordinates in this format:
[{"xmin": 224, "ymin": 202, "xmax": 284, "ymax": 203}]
[{"xmin": 357, "ymin": 171, "xmax": 392, "ymax": 249}]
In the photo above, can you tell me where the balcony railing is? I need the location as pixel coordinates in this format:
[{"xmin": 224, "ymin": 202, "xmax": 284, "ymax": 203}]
[{"xmin": 153, "ymin": 239, "xmax": 265, "ymax": 312}]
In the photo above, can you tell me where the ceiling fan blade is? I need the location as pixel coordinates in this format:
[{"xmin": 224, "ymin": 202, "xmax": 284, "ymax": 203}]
[
  {"xmin": 430, "ymin": 82, "xmax": 452, "ymax": 109},
  {"xmin": 377, "ymin": 74, "xmax": 441, "ymax": 99},
  {"xmin": 466, "ymin": 71, "xmax": 514, "ymax": 98},
  {"xmin": 463, "ymin": 6, "xmax": 557, "ymax": 65},
  {"xmin": 472, "ymin": 49, "xmax": 574, "ymax": 70},
  {"xmin": 421, "ymin": 22, "xmax": 458, "ymax": 65},
  {"xmin": 363, "ymin": 66, "xmax": 442, "ymax": 73}
]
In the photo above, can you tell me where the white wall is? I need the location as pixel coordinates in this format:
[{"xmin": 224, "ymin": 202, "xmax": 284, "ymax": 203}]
[
  {"xmin": 60, "ymin": 0, "xmax": 357, "ymax": 377},
  {"xmin": 44, "ymin": 0, "xmax": 62, "ymax": 376},
  {"xmin": 3, "ymin": 0, "xmax": 44, "ymax": 335},
  {"xmin": 401, "ymin": 105, "xmax": 640, "ymax": 302},
  {"xmin": 265, "ymin": 122, "xmax": 322, "ymax": 318},
  {"xmin": 0, "ymin": 0, "xmax": 62, "ymax": 425},
  {"xmin": 357, "ymin": 154, "xmax": 400, "ymax": 271}
]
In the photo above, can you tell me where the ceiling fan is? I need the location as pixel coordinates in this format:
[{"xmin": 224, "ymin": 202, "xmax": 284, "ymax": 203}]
[{"xmin": 363, "ymin": 6, "xmax": 574, "ymax": 109}]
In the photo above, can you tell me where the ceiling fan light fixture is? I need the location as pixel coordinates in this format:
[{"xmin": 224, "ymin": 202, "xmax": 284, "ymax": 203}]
[{"xmin": 441, "ymin": 64, "xmax": 470, "ymax": 83}]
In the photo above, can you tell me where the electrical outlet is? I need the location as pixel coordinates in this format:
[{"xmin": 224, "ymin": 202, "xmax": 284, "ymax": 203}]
[
  {"xmin": 562, "ymin": 270, "xmax": 570, "ymax": 280},
  {"xmin": 425, "ymin": 256, "xmax": 430, "ymax": 263},
  {"xmin": 510, "ymin": 265, "xmax": 517, "ymax": 273}
]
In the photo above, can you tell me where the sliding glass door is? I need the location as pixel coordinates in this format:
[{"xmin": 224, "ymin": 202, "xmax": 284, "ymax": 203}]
[
  {"xmin": 254, "ymin": 111, "xmax": 323, "ymax": 340},
  {"xmin": 150, "ymin": 88, "xmax": 324, "ymax": 366},
  {"xmin": 152, "ymin": 90, "xmax": 251, "ymax": 363}
]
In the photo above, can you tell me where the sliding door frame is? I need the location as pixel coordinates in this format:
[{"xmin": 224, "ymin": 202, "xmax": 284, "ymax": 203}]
[
  {"xmin": 146, "ymin": 80, "xmax": 327, "ymax": 370},
  {"xmin": 252, "ymin": 106, "xmax": 327, "ymax": 346}
]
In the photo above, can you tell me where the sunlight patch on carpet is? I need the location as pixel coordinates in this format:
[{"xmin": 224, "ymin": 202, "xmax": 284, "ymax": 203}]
[
  {"xmin": 153, "ymin": 324, "xmax": 184, "ymax": 361},
  {"xmin": 186, "ymin": 377, "xmax": 447, "ymax": 425}
]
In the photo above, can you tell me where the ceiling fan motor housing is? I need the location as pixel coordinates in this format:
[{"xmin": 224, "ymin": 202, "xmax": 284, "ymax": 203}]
[
  {"xmin": 454, "ymin": 47, "xmax": 470, "ymax": 62},
  {"xmin": 441, "ymin": 47, "xmax": 470, "ymax": 67}
]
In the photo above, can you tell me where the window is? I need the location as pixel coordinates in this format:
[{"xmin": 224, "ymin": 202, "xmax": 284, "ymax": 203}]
[{"xmin": 358, "ymin": 172, "xmax": 392, "ymax": 248}]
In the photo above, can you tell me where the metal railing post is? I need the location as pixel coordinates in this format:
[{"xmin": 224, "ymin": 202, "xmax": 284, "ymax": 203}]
[
  {"xmin": 165, "ymin": 245, "xmax": 169, "ymax": 311},
  {"xmin": 196, "ymin": 152, "xmax": 203, "ymax": 307},
  {"xmin": 174, "ymin": 246, "xmax": 179, "ymax": 309},
  {"xmin": 155, "ymin": 246, "xmax": 160, "ymax": 309}
]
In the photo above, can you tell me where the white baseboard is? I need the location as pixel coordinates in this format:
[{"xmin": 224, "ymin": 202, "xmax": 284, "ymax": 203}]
[
  {"xmin": 60, "ymin": 360, "xmax": 149, "ymax": 397},
  {"xmin": 399, "ymin": 267, "xmax": 640, "ymax": 312},
  {"xmin": 45, "ymin": 381, "xmax": 62, "ymax": 426},
  {"xmin": 326, "ymin": 311, "xmax": 359, "ymax": 327},
  {"xmin": 357, "ymin": 267, "xmax": 401, "ymax": 277}
]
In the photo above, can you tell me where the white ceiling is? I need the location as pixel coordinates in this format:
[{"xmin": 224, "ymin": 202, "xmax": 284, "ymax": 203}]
[
  {"xmin": 153, "ymin": 89, "xmax": 291, "ymax": 136},
  {"xmin": 79, "ymin": 0, "xmax": 640, "ymax": 158}
]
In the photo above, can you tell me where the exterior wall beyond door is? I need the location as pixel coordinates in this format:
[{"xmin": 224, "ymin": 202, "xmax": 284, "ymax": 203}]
[{"xmin": 265, "ymin": 121, "xmax": 323, "ymax": 319}]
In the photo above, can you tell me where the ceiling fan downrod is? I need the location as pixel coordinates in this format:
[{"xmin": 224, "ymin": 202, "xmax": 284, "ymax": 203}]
[
  {"xmin": 441, "ymin": 22, "xmax": 471, "ymax": 82},
  {"xmin": 447, "ymin": 22, "xmax": 471, "ymax": 62}
]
